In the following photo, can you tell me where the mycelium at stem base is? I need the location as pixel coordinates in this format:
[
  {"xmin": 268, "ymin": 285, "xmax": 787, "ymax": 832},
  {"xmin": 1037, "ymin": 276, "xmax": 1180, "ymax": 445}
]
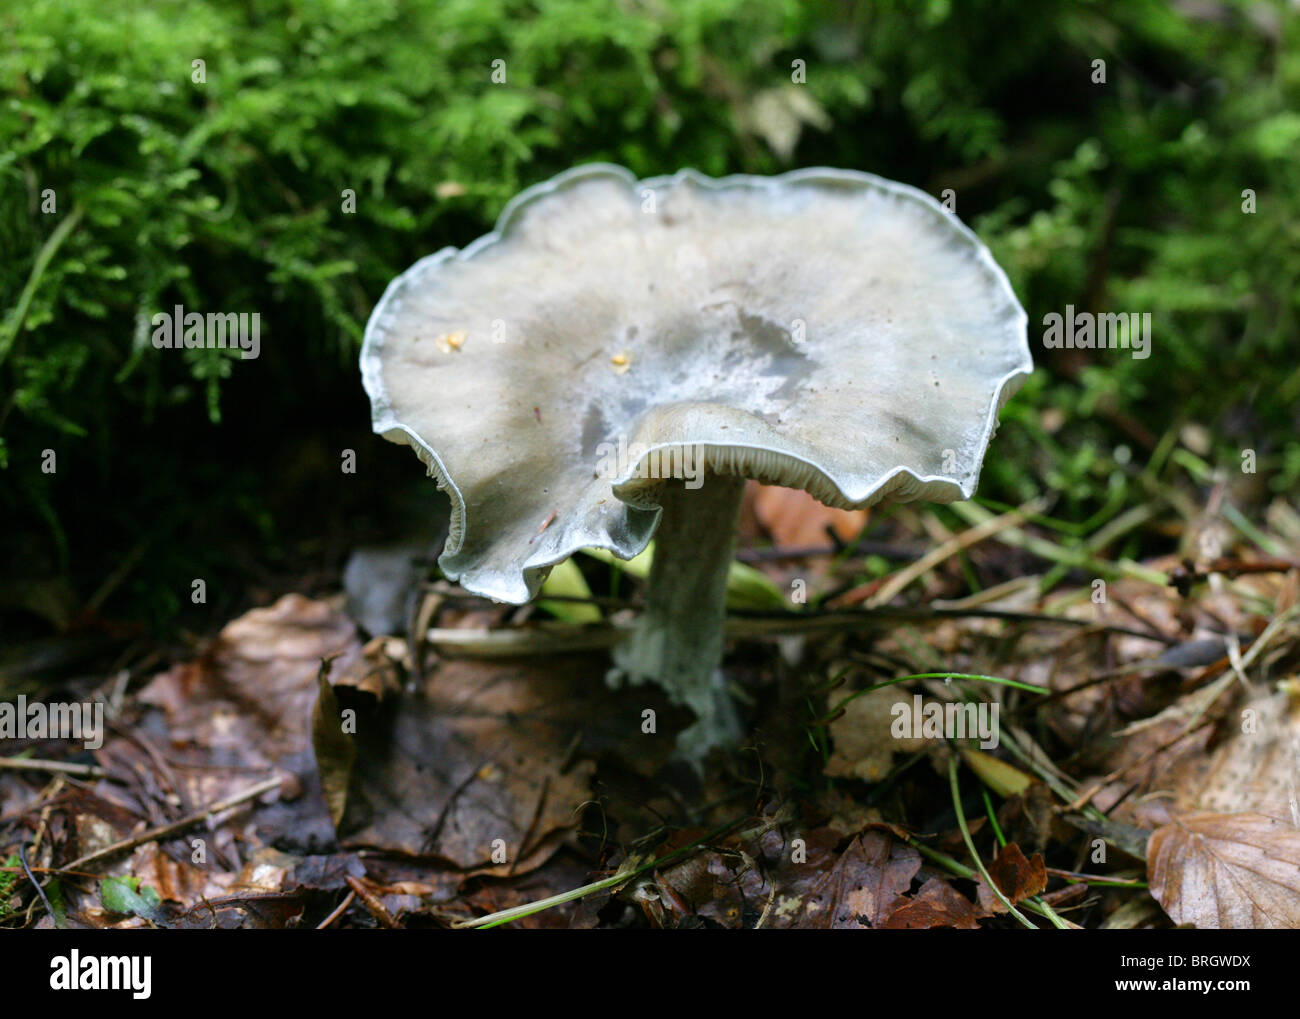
[{"xmin": 610, "ymin": 474, "xmax": 746, "ymax": 757}]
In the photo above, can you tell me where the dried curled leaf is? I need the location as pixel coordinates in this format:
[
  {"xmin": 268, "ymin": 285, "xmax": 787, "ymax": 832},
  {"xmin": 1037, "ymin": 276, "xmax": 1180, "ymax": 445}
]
[
  {"xmin": 1148, "ymin": 811, "xmax": 1300, "ymax": 928},
  {"xmin": 989, "ymin": 842, "xmax": 1048, "ymax": 903},
  {"xmin": 978, "ymin": 841, "xmax": 1047, "ymax": 912},
  {"xmin": 880, "ymin": 878, "xmax": 985, "ymax": 929}
]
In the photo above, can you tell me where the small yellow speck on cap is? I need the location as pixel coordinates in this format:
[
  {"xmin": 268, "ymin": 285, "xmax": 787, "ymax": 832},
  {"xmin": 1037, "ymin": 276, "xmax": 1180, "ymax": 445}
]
[{"xmin": 435, "ymin": 329, "xmax": 468, "ymax": 353}]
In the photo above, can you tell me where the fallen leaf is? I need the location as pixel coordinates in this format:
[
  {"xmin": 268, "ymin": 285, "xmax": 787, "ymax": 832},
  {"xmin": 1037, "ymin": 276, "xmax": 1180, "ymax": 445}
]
[
  {"xmin": 656, "ymin": 850, "xmax": 748, "ymax": 928},
  {"xmin": 881, "ymin": 877, "xmax": 984, "ymax": 929},
  {"xmin": 1148, "ymin": 811, "xmax": 1300, "ymax": 928},
  {"xmin": 751, "ymin": 483, "xmax": 867, "ymax": 548},
  {"xmin": 796, "ymin": 830, "xmax": 921, "ymax": 928},
  {"xmin": 335, "ymin": 655, "xmax": 634, "ymax": 876},
  {"xmin": 1162, "ymin": 690, "xmax": 1300, "ymax": 822},
  {"xmin": 537, "ymin": 557, "xmax": 602, "ymax": 623},
  {"xmin": 326, "ymin": 636, "xmax": 404, "ymax": 702},
  {"xmin": 133, "ymin": 594, "xmax": 359, "ymax": 858},
  {"xmin": 978, "ymin": 842, "xmax": 1047, "ymax": 911},
  {"xmin": 138, "ymin": 593, "xmax": 361, "ymax": 808},
  {"xmin": 826, "ymin": 687, "xmax": 929, "ymax": 782},
  {"xmin": 312, "ymin": 667, "xmax": 356, "ymax": 829},
  {"xmin": 959, "ymin": 747, "xmax": 1032, "ymax": 798}
]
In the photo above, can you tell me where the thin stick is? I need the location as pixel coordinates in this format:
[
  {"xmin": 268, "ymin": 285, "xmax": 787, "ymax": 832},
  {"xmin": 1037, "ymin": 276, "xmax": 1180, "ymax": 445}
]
[
  {"xmin": 316, "ymin": 890, "xmax": 356, "ymax": 929},
  {"xmin": 344, "ymin": 876, "xmax": 402, "ymax": 929},
  {"xmin": 861, "ymin": 499, "xmax": 1045, "ymax": 608},
  {"xmin": 1063, "ymin": 717, "xmax": 1215, "ymax": 814},
  {"xmin": 427, "ymin": 607, "xmax": 1160, "ymax": 658},
  {"xmin": 61, "ymin": 776, "xmax": 282, "ymax": 873},
  {"xmin": 456, "ymin": 816, "xmax": 749, "ymax": 929},
  {"xmin": 18, "ymin": 844, "xmax": 55, "ymax": 923},
  {"xmin": 0, "ymin": 757, "xmax": 108, "ymax": 779}
]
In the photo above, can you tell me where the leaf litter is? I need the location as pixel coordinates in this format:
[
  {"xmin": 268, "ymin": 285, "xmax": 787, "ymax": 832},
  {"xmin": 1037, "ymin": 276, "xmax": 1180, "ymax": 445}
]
[{"xmin": 3, "ymin": 475, "xmax": 1299, "ymax": 929}]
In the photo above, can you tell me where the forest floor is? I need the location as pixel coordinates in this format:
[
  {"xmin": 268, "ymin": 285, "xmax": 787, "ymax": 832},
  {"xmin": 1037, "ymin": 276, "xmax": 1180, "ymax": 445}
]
[{"xmin": 3, "ymin": 460, "xmax": 1299, "ymax": 929}]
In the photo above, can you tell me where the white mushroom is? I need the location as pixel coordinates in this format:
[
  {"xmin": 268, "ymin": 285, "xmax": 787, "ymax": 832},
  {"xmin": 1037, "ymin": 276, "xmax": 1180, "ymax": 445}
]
[{"xmin": 361, "ymin": 164, "xmax": 1032, "ymax": 756}]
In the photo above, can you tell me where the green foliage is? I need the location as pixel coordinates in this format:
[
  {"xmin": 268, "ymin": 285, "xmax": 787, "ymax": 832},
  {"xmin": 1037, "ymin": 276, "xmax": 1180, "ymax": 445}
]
[
  {"xmin": 0, "ymin": 853, "xmax": 19, "ymax": 919},
  {"xmin": 100, "ymin": 874, "xmax": 162, "ymax": 920},
  {"xmin": 2, "ymin": 0, "xmax": 1297, "ymax": 623}
]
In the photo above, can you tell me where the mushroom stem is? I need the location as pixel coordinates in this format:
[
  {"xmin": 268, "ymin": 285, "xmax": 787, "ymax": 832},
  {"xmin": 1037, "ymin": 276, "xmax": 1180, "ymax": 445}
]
[{"xmin": 612, "ymin": 475, "xmax": 746, "ymax": 756}]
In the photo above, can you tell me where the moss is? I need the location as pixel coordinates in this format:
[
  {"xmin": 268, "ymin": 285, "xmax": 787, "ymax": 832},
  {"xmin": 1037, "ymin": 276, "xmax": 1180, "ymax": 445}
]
[{"xmin": 2, "ymin": 0, "xmax": 1296, "ymax": 626}]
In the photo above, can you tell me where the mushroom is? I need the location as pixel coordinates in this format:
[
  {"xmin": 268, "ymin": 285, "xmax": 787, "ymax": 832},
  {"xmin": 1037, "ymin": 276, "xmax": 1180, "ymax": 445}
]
[{"xmin": 361, "ymin": 164, "xmax": 1032, "ymax": 756}]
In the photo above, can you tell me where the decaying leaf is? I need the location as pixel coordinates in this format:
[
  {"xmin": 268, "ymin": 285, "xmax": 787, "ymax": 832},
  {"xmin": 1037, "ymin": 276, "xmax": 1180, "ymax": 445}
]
[
  {"xmin": 1148, "ymin": 811, "xmax": 1300, "ymax": 928},
  {"xmin": 312, "ymin": 666, "xmax": 356, "ymax": 830},
  {"xmin": 978, "ymin": 841, "xmax": 1047, "ymax": 911},
  {"xmin": 334, "ymin": 655, "xmax": 629, "ymax": 876},
  {"xmin": 751, "ymin": 482, "xmax": 867, "ymax": 548},
  {"xmin": 796, "ymin": 830, "xmax": 921, "ymax": 928},
  {"xmin": 325, "ymin": 635, "xmax": 404, "ymax": 702},
  {"xmin": 138, "ymin": 593, "xmax": 362, "ymax": 810},
  {"xmin": 880, "ymin": 877, "xmax": 984, "ymax": 929},
  {"xmin": 1161, "ymin": 689, "xmax": 1300, "ymax": 822},
  {"xmin": 826, "ymin": 688, "xmax": 929, "ymax": 783}
]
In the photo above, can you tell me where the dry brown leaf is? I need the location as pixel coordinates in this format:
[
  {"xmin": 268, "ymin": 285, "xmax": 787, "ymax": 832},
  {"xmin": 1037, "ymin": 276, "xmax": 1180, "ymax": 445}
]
[
  {"xmin": 1160, "ymin": 689, "xmax": 1300, "ymax": 821},
  {"xmin": 826, "ymin": 687, "xmax": 929, "ymax": 783},
  {"xmin": 680, "ymin": 824, "xmax": 843, "ymax": 930},
  {"xmin": 327, "ymin": 635, "xmax": 404, "ymax": 701},
  {"xmin": 751, "ymin": 483, "xmax": 867, "ymax": 548},
  {"xmin": 880, "ymin": 877, "xmax": 984, "ymax": 929},
  {"xmin": 312, "ymin": 669, "xmax": 355, "ymax": 830},
  {"xmin": 795, "ymin": 830, "xmax": 920, "ymax": 928},
  {"xmin": 128, "ymin": 594, "xmax": 356, "ymax": 858},
  {"xmin": 978, "ymin": 841, "xmax": 1047, "ymax": 911},
  {"xmin": 138, "ymin": 593, "xmax": 361, "ymax": 808},
  {"xmin": 1148, "ymin": 811, "xmax": 1300, "ymax": 928},
  {"xmin": 334, "ymin": 655, "xmax": 625, "ymax": 875}
]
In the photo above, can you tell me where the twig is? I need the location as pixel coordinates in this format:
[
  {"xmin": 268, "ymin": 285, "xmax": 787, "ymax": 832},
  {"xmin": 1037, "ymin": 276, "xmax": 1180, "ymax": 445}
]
[
  {"xmin": 456, "ymin": 816, "xmax": 750, "ymax": 929},
  {"xmin": 344, "ymin": 876, "xmax": 402, "ymax": 929},
  {"xmin": 508, "ymin": 775, "xmax": 550, "ymax": 876},
  {"xmin": 0, "ymin": 757, "xmax": 108, "ymax": 779},
  {"xmin": 1063, "ymin": 717, "xmax": 1216, "ymax": 814},
  {"xmin": 426, "ymin": 606, "xmax": 1161, "ymax": 658},
  {"xmin": 18, "ymin": 844, "xmax": 55, "ymax": 923},
  {"xmin": 736, "ymin": 539, "xmax": 926, "ymax": 563},
  {"xmin": 857, "ymin": 499, "xmax": 1046, "ymax": 608},
  {"xmin": 1168, "ymin": 556, "xmax": 1300, "ymax": 597},
  {"xmin": 754, "ymin": 882, "xmax": 778, "ymax": 930},
  {"xmin": 316, "ymin": 890, "xmax": 356, "ymax": 929},
  {"xmin": 60, "ymin": 775, "xmax": 281, "ymax": 873}
]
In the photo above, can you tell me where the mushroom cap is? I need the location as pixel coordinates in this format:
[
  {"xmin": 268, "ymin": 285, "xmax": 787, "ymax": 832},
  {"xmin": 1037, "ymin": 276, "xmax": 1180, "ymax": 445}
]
[{"xmin": 362, "ymin": 165, "xmax": 1032, "ymax": 603}]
